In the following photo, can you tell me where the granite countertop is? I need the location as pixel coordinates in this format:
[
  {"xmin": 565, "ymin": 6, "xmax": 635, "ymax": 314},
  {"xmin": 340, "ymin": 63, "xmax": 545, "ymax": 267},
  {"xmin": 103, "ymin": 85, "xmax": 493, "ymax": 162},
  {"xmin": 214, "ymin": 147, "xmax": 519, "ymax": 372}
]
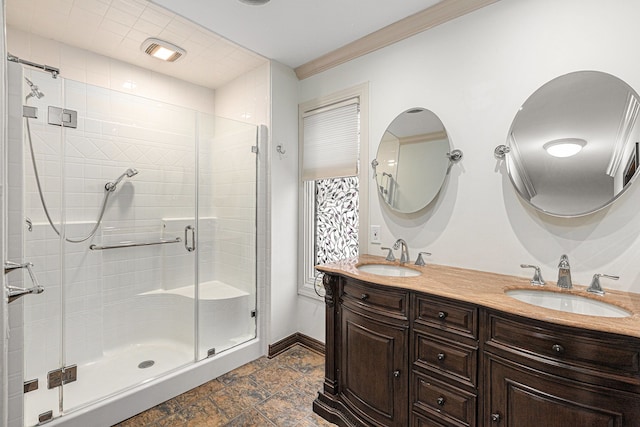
[{"xmin": 316, "ymin": 254, "xmax": 640, "ymax": 339}]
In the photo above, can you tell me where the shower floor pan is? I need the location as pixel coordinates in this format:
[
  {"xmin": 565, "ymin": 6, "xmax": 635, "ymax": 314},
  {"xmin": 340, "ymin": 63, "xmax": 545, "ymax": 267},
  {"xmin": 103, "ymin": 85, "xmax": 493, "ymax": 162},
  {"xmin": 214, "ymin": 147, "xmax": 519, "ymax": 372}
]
[{"xmin": 24, "ymin": 340, "xmax": 193, "ymax": 427}]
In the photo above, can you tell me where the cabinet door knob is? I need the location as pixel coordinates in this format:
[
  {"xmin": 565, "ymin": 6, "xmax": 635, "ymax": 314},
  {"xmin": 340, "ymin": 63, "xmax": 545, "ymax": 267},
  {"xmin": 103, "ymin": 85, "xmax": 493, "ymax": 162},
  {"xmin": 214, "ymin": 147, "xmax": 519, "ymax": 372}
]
[
  {"xmin": 491, "ymin": 413, "xmax": 501, "ymax": 422},
  {"xmin": 437, "ymin": 353, "xmax": 446, "ymax": 361},
  {"xmin": 360, "ymin": 293, "xmax": 369, "ymax": 301},
  {"xmin": 438, "ymin": 311, "xmax": 447, "ymax": 319},
  {"xmin": 552, "ymin": 344, "xmax": 565, "ymax": 354},
  {"xmin": 437, "ymin": 396, "xmax": 446, "ymax": 406},
  {"xmin": 393, "ymin": 370, "xmax": 400, "ymax": 378}
]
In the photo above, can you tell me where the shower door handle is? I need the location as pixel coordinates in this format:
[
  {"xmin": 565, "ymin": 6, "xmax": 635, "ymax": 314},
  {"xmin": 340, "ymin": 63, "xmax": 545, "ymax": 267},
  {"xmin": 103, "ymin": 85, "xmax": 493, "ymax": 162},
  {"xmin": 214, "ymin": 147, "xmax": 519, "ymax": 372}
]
[
  {"xmin": 4, "ymin": 261, "xmax": 45, "ymax": 303},
  {"xmin": 184, "ymin": 225, "xmax": 196, "ymax": 252}
]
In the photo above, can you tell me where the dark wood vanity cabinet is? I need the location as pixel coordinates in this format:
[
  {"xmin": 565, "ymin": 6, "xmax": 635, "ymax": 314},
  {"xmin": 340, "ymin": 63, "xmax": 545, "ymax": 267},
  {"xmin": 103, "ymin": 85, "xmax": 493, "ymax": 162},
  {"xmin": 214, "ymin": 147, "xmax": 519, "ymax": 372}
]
[
  {"xmin": 315, "ymin": 275, "xmax": 410, "ymax": 427},
  {"xmin": 314, "ymin": 273, "xmax": 640, "ymax": 427},
  {"xmin": 481, "ymin": 309, "xmax": 640, "ymax": 427},
  {"xmin": 340, "ymin": 304, "xmax": 408, "ymax": 426},
  {"xmin": 314, "ymin": 274, "xmax": 477, "ymax": 427},
  {"xmin": 411, "ymin": 294, "xmax": 479, "ymax": 427}
]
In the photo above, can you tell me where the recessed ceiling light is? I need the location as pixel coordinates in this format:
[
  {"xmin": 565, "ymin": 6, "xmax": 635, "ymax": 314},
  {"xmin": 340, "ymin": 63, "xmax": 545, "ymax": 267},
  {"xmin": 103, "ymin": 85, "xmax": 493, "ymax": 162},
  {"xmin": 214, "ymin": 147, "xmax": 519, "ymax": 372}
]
[
  {"xmin": 238, "ymin": 0, "xmax": 271, "ymax": 5},
  {"xmin": 141, "ymin": 38, "xmax": 186, "ymax": 62},
  {"xmin": 543, "ymin": 138, "xmax": 586, "ymax": 158}
]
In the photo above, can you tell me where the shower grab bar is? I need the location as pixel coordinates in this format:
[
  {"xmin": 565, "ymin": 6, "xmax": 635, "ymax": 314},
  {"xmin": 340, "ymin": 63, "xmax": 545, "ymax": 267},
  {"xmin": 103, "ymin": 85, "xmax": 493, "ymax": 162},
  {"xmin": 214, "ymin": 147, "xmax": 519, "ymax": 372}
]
[{"xmin": 89, "ymin": 237, "xmax": 182, "ymax": 251}]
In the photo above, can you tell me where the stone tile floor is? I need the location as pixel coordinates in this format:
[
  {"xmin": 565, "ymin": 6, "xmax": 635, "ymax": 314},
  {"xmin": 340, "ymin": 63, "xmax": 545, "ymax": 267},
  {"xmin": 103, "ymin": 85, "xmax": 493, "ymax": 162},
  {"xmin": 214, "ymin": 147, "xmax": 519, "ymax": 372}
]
[{"xmin": 113, "ymin": 345, "xmax": 337, "ymax": 426}]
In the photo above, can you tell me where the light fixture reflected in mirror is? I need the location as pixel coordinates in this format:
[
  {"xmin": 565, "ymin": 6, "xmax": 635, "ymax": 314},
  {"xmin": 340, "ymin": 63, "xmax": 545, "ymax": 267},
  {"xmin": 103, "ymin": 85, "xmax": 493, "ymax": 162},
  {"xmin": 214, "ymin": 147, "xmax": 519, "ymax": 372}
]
[
  {"xmin": 543, "ymin": 138, "xmax": 586, "ymax": 158},
  {"xmin": 501, "ymin": 70, "xmax": 640, "ymax": 217}
]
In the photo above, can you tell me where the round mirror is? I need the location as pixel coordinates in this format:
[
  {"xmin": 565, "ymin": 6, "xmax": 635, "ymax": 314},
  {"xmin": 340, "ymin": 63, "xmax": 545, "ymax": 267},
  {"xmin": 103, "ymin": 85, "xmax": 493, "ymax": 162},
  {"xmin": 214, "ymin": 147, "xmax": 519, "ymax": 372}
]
[
  {"xmin": 504, "ymin": 71, "xmax": 640, "ymax": 217},
  {"xmin": 374, "ymin": 108, "xmax": 455, "ymax": 213}
]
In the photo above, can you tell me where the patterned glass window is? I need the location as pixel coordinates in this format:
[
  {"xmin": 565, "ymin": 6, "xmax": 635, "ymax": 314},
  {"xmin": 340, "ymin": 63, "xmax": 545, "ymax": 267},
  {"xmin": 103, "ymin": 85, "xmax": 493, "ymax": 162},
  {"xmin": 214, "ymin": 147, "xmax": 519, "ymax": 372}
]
[{"xmin": 314, "ymin": 177, "xmax": 359, "ymax": 265}]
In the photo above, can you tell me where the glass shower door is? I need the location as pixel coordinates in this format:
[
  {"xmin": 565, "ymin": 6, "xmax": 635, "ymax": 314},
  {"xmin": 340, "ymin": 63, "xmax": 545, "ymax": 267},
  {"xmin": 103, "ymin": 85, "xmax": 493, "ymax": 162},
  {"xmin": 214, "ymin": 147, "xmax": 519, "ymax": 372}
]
[
  {"xmin": 59, "ymin": 81, "xmax": 199, "ymax": 414},
  {"xmin": 197, "ymin": 115, "xmax": 258, "ymax": 360}
]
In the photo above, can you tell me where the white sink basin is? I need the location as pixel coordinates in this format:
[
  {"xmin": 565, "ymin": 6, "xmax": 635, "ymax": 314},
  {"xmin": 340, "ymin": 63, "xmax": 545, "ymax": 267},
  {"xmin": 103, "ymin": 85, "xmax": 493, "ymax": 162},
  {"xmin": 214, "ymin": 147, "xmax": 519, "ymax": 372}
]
[
  {"xmin": 505, "ymin": 289, "xmax": 631, "ymax": 318},
  {"xmin": 357, "ymin": 263, "xmax": 421, "ymax": 277}
]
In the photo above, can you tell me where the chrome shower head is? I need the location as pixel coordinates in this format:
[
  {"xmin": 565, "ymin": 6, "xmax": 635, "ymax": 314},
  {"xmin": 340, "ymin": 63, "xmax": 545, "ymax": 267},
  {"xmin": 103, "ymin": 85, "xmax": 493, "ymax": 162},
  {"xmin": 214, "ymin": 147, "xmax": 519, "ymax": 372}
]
[
  {"xmin": 24, "ymin": 77, "xmax": 44, "ymax": 101},
  {"xmin": 105, "ymin": 168, "xmax": 139, "ymax": 192}
]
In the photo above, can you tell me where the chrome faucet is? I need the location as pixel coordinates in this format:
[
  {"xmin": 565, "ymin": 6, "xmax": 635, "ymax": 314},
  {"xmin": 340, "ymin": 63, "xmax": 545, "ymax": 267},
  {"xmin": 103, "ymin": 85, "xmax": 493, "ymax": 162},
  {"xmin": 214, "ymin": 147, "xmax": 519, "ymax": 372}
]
[
  {"xmin": 557, "ymin": 254, "xmax": 572, "ymax": 289},
  {"xmin": 393, "ymin": 239, "xmax": 410, "ymax": 264}
]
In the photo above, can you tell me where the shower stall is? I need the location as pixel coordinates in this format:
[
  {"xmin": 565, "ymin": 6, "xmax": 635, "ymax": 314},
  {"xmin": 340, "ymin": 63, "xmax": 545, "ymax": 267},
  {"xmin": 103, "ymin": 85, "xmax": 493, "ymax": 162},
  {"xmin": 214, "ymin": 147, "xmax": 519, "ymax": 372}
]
[{"xmin": 4, "ymin": 62, "xmax": 262, "ymax": 426}]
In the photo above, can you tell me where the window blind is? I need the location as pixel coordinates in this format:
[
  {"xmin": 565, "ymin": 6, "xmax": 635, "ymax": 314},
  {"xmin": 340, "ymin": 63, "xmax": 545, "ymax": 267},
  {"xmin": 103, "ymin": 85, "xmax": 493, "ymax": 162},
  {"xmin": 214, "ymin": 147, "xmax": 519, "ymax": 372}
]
[{"xmin": 302, "ymin": 98, "xmax": 360, "ymax": 181}]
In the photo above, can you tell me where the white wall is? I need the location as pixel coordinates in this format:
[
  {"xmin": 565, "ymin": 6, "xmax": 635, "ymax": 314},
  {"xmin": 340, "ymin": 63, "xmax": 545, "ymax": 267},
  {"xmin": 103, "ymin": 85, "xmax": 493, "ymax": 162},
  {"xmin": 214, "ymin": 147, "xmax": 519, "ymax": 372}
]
[
  {"xmin": 269, "ymin": 61, "xmax": 302, "ymax": 343},
  {"xmin": 296, "ymin": 0, "xmax": 640, "ymax": 336}
]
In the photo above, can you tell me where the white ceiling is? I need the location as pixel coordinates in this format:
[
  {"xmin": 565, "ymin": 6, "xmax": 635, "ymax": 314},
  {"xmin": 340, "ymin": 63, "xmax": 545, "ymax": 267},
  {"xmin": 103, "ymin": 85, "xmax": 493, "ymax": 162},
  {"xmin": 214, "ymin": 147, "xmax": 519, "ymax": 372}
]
[
  {"xmin": 6, "ymin": 0, "xmax": 444, "ymax": 89},
  {"xmin": 152, "ymin": 0, "xmax": 442, "ymax": 69},
  {"xmin": 6, "ymin": 0, "xmax": 268, "ymax": 89}
]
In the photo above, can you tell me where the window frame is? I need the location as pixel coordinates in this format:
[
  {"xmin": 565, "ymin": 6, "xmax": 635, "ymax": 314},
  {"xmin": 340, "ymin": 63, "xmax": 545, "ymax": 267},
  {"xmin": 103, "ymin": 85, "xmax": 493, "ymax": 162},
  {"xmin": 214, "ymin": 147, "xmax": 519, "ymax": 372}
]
[{"xmin": 297, "ymin": 83, "xmax": 369, "ymax": 300}]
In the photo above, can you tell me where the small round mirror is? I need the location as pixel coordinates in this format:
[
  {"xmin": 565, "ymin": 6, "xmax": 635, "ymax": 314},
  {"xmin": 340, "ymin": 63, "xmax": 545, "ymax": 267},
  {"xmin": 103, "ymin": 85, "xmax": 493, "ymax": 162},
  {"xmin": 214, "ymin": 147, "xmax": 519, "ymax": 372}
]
[
  {"xmin": 374, "ymin": 108, "xmax": 453, "ymax": 213},
  {"xmin": 505, "ymin": 71, "xmax": 640, "ymax": 217}
]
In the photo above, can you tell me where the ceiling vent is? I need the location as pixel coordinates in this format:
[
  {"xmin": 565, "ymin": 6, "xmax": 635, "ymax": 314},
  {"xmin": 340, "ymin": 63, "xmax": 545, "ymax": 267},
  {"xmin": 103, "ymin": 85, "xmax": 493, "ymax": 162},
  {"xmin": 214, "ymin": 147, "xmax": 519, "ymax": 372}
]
[{"xmin": 141, "ymin": 38, "xmax": 186, "ymax": 62}]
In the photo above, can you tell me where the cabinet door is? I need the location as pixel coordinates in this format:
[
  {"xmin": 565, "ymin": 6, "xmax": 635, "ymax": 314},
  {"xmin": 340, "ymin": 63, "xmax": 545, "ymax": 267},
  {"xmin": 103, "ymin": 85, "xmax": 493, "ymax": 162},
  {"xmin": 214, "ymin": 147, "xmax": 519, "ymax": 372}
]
[
  {"xmin": 484, "ymin": 353, "xmax": 640, "ymax": 427},
  {"xmin": 341, "ymin": 306, "xmax": 408, "ymax": 427}
]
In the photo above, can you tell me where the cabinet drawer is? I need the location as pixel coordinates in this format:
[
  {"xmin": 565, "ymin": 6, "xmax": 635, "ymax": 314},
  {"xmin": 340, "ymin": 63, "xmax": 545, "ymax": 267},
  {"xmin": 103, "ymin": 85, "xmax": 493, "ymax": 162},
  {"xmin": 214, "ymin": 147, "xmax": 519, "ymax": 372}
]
[
  {"xmin": 411, "ymin": 411, "xmax": 451, "ymax": 427},
  {"xmin": 343, "ymin": 279, "xmax": 408, "ymax": 317},
  {"xmin": 486, "ymin": 312, "xmax": 640, "ymax": 377},
  {"xmin": 413, "ymin": 371, "xmax": 476, "ymax": 427},
  {"xmin": 414, "ymin": 295, "xmax": 477, "ymax": 340},
  {"xmin": 414, "ymin": 331, "xmax": 477, "ymax": 389}
]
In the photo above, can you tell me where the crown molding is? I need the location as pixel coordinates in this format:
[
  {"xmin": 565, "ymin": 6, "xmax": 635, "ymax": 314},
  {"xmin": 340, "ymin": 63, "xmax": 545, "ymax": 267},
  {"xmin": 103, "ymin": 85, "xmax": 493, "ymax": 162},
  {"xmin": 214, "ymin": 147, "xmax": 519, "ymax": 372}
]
[{"xmin": 294, "ymin": 0, "xmax": 500, "ymax": 80}]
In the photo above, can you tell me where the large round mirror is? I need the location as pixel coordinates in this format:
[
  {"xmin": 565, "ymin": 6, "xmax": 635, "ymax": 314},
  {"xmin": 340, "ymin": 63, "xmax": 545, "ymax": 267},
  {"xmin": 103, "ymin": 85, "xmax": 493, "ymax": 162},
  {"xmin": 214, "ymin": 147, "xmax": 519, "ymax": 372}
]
[
  {"xmin": 504, "ymin": 71, "xmax": 640, "ymax": 217},
  {"xmin": 374, "ymin": 108, "xmax": 455, "ymax": 213}
]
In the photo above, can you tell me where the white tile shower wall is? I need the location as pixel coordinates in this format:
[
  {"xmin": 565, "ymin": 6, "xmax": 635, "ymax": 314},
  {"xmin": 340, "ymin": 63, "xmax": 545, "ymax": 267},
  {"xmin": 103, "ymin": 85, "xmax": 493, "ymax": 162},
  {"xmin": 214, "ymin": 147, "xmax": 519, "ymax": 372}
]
[
  {"xmin": 210, "ymin": 120, "xmax": 257, "ymax": 296},
  {"xmin": 214, "ymin": 63, "xmax": 269, "ymax": 126},
  {"xmin": 7, "ymin": 61, "xmax": 26, "ymax": 427}
]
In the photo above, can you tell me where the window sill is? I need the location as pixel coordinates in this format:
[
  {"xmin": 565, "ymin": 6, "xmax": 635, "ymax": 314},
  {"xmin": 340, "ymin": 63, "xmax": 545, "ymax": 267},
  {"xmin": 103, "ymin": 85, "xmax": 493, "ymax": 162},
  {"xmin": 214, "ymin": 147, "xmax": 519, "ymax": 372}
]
[{"xmin": 298, "ymin": 282, "xmax": 325, "ymax": 302}]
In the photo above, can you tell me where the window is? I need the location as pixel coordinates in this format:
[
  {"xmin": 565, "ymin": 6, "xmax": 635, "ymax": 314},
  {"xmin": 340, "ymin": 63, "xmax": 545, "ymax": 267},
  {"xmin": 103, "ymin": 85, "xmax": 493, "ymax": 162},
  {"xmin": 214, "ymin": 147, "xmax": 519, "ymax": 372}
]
[{"xmin": 298, "ymin": 83, "xmax": 369, "ymax": 298}]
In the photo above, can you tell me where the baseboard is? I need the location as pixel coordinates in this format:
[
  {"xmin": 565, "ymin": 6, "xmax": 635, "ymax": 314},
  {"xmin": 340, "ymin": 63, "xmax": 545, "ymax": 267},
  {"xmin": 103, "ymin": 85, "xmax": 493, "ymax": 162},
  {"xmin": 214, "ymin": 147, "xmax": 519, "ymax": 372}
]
[{"xmin": 268, "ymin": 332, "xmax": 325, "ymax": 358}]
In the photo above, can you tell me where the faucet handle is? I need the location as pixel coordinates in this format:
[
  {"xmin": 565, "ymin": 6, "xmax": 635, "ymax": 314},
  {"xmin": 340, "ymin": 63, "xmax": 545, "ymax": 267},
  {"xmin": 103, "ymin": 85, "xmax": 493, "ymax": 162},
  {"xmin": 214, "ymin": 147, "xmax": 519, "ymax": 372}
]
[
  {"xmin": 558, "ymin": 254, "xmax": 570, "ymax": 268},
  {"xmin": 415, "ymin": 252, "xmax": 431, "ymax": 266},
  {"xmin": 586, "ymin": 273, "xmax": 619, "ymax": 296},
  {"xmin": 520, "ymin": 264, "xmax": 545, "ymax": 286},
  {"xmin": 381, "ymin": 247, "xmax": 395, "ymax": 262}
]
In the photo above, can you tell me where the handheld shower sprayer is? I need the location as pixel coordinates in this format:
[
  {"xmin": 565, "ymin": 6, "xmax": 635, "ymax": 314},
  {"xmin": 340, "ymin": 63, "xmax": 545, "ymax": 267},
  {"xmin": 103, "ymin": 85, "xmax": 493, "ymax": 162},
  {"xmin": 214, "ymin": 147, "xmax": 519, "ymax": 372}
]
[
  {"xmin": 105, "ymin": 168, "xmax": 139, "ymax": 192},
  {"xmin": 24, "ymin": 77, "xmax": 44, "ymax": 101}
]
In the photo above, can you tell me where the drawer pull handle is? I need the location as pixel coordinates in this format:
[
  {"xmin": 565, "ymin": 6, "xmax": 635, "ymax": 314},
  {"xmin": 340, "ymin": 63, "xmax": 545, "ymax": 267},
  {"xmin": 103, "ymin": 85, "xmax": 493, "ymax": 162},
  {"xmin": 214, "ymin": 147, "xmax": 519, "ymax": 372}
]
[
  {"xmin": 437, "ymin": 396, "xmax": 446, "ymax": 406},
  {"xmin": 552, "ymin": 344, "xmax": 565, "ymax": 354},
  {"xmin": 360, "ymin": 293, "xmax": 369, "ymax": 301},
  {"xmin": 491, "ymin": 413, "xmax": 501, "ymax": 422},
  {"xmin": 393, "ymin": 370, "xmax": 400, "ymax": 378},
  {"xmin": 438, "ymin": 311, "xmax": 448, "ymax": 319},
  {"xmin": 437, "ymin": 353, "xmax": 446, "ymax": 361}
]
